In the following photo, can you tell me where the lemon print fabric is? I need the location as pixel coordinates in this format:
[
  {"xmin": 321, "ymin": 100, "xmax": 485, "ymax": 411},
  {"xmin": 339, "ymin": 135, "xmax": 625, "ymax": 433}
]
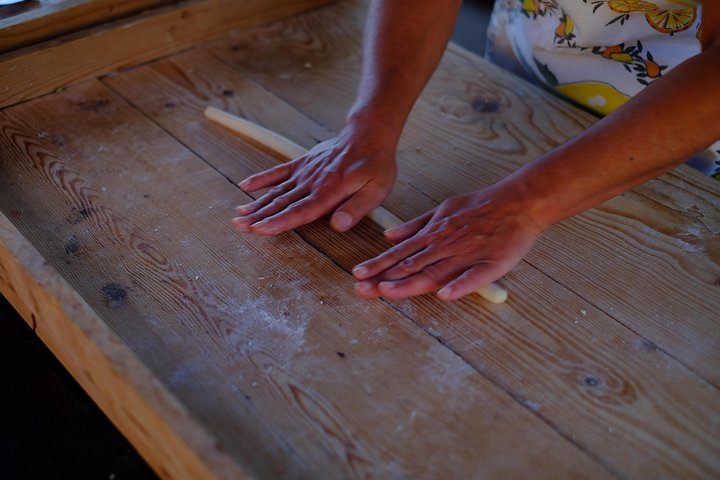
[
  {"xmin": 485, "ymin": 0, "xmax": 720, "ymax": 175},
  {"xmin": 606, "ymin": 1, "xmax": 658, "ymax": 13},
  {"xmin": 604, "ymin": 0, "xmax": 698, "ymax": 33},
  {"xmin": 554, "ymin": 13, "xmax": 576, "ymax": 46},
  {"xmin": 592, "ymin": 41, "xmax": 668, "ymax": 85},
  {"xmin": 645, "ymin": 8, "xmax": 697, "ymax": 33},
  {"xmin": 486, "ymin": 0, "xmax": 702, "ymax": 111},
  {"xmin": 488, "ymin": 0, "xmax": 700, "ymax": 107},
  {"xmin": 555, "ymin": 82, "xmax": 630, "ymax": 115}
]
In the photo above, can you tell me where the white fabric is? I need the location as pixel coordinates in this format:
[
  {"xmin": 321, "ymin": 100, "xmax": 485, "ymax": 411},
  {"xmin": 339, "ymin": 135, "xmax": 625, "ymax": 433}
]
[{"xmin": 485, "ymin": 0, "xmax": 719, "ymax": 176}]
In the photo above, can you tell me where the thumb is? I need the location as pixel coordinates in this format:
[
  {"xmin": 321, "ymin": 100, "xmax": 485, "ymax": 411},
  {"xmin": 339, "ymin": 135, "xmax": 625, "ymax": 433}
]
[{"xmin": 330, "ymin": 185, "xmax": 389, "ymax": 232}]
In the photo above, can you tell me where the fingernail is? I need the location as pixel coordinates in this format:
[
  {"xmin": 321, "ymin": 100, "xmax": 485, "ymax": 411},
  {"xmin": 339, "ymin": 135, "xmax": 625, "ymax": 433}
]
[
  {"xmin": 252, "ymin": 220, "xmax": 269, "ymax": 231},
  {"xmin": 384, "ymin": 227, "xmax": 399, "ymax": 236},
  {"xmin": 379, "ymin": 281, "xmax": 396, "ymax": 290},
  {"xmin": 236, "ymin": 204, "xmax": 250, "ymax": 214},
  {"xmin": 353, "ymin": 265, "xmax": 368, "ymax": 278},
  {"xmin": 332, "ymin": 212, "xmax": 353, "ymax": 231},
  {"xmin": 355, "ymin": 281, "xmax": 372, "ymax": 291},
  {"xmin": 438, "ymin": 286, "xmax": 452, "ymax": 298},
  {"xmin": 232, "ymin": 217, "xmax": 246, "ymax": 227},
  {"xmin": 239, "ymin": 180, "xmax": 251, "ymax": 189}
]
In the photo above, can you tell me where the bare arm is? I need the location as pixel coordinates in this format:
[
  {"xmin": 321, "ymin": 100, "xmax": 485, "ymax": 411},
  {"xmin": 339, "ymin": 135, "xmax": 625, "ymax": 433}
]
[
  {"xmin": 233, "ymin": 0, "xmax": 462, "ymax": 234},
  {"xmin": 354, "ymin": 4, "xmax": 720, "ymax": 300},
  {"xmin": 516, "ymin": 32, "xmax": 720, "ymax": 228}
]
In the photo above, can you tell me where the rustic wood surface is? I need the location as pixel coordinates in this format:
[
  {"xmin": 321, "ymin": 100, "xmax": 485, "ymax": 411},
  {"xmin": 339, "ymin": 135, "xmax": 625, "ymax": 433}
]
[
  {"xmin": 203, "ymin": 0, "xmax": 720, "ymax": 387},
  {"xmin": 0, "ymin": 0, "xmax": 333, "ymax": 109},
  {"xmin": 0, "ymin": 200, "xmax": 248, "ymax": 480},
  {"xmin": 105, "ymin": 44, "xmax": 720, "ymax": 478},
  {"xmin": 0, "ymin": 0, "xmax": 174, "ymax": 53},
  {"xmin": 0, "ymin": 0, "xmax": 718, "ymax": 478},
  {"xmin": 0, "ymin": 80, "xmax": 612, "ymax": 479}
]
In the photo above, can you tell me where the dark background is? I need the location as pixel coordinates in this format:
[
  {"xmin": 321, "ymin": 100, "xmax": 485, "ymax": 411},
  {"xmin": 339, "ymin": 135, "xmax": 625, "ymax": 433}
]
[{"xmin": 0, "ymin": 1, "xmax": 493, "ymax": 478}]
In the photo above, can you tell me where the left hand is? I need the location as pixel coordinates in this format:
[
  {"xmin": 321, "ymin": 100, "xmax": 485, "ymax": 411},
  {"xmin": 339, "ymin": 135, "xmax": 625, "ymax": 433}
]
[{"xmin": 351, "ymin": 184, "xmax": 545, "ymax": 301}]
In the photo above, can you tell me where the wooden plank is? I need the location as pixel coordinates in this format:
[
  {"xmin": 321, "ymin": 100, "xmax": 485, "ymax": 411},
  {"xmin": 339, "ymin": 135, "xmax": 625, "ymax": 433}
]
[
  {"xmin": 0, "ymin": 0, "xmax": 334, "ymax": 109},
  {"xmin": 104, "ymin": 46, "xmax": 720, "ymax": 479},
  {"xmin": 0, "ymin": 212, "xmax": 247, "ymax": 480},
  {"xmin": 0, "ymin": 0, "xmax": 42, "ymax": 21},
  {"xmin": 0, "ymin": 0, "xmax": 175, "ymax": 53},
  {"xmin": 0, "ymin": 80, "xmax": 612, "ymax": 478},
  {"xmin": 202, "ymin": 0, "xmax": 720, "ymax": 387}
]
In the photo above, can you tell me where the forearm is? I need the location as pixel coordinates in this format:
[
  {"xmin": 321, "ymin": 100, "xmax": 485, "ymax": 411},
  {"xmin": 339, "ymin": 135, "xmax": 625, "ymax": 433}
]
[
  {"xmin": 346, "ymin": 0, "xmax": 462, "ymax": 144},
  {"xmin": 506, "ymin": 43, "xmax": 720, "ymax": 229}
]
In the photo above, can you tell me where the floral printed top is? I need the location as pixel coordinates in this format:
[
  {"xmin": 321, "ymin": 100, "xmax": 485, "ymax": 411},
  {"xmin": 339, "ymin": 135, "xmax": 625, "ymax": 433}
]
[{"xmin": 486, "ymin": 0, "xmax": 720, "ymax": 177}]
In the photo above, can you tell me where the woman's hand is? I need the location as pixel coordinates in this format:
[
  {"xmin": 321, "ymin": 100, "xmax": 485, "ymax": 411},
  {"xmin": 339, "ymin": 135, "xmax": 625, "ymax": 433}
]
[
  {"xmin": 233, "ymin": 126, "xmax": 397, "ymax": 235},
  {"xmin": 352, "ymin": 184, "xmax": 546, "ymax": 301}
]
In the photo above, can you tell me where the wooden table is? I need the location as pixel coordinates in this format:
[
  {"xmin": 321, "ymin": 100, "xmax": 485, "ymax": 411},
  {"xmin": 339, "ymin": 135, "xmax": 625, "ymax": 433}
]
[{"xmin": 1, "ymin": 0, "xmax": 718, "ymax": 478}]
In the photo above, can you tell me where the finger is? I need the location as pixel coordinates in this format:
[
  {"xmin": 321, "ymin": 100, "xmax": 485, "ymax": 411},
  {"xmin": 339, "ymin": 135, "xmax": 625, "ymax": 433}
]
[
  {"xmin": 383, "ymin": 211, "xmax": 432, "ymax": 243},
  {"xmin": 245, "ymin": 189, "xmax": 310, "ymax": 230},
  {"xmin": 437, "ymin": 262, "xmax": 506, "ymax": 301},
  {"xmin": 376, "ymin": 259, "xmax": 463, "ymax": 299},
  {"xmin": 352, "ymin": 235, "xmax": 429, "ymax": 280},
  {"xmin": 236, "ymin": 180, "xmax": 294, "ymax": 217},
  {"xmin": 234, "ymin": 186, "xmax": 306, "ymax": 232},
  {"xmin": 238, "ymin": 163, "xmax": 293, "ymax": 192},
  {"xmin": 331, "ymin": 183, "xmax": 389, "ymax": 232},
  {"xmin": 250, "ymin": 190, "xmax": 343, "ymax": 235},
  {"xmin": 353, "ymin": 280, "xmax": 382, "ymax": 298},
  {"xmin": 380, "ymin": 245, "xmax": 450, "ymax": 281}
]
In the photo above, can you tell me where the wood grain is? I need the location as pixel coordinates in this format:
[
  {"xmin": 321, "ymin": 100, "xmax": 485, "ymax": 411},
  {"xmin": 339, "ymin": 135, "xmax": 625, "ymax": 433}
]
[
  {"xmin": 104, "ymin": 47, "xmax": 720, "ymax": 479},
  {"xmin": 203, "ymin": 105, "xmax": 508, "ymax": 304},
  {"xmin": 0, "ymin": 0, "xmax": 334, "ymax": 109},
  {"xmin": 0, "ymin": 0, "xmax": 175, "ymax": 53},
  {"xmin": 203, "ymin": 0, "xmax": 720, "ymax": 387},
  {"xmin": 0, "ymin": 207, "xmax": 247, "ymax": 480},
  {"xmin": 0, "ymin": 80, "xmax": 611, "ymax": 478}
]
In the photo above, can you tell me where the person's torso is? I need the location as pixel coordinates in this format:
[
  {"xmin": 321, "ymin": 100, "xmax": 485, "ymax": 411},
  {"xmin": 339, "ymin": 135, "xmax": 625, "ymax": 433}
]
[{"xmin": 486, "ymin": 0, "xmax": 719, "ymax": 176}]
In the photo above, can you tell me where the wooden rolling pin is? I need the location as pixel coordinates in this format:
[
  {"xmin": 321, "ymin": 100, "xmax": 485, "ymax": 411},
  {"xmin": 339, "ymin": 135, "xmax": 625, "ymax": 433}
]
[{"xmin": 204, "ymin": 106, "xmax": 508, "ymax": 303}]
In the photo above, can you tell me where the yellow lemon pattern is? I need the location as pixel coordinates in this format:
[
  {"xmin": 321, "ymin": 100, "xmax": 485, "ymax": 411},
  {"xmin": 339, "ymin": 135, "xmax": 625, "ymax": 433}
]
[
  {"xmin": 584, "ymin": 0, "xmax": 699, "ymax": 31},
  {"xmin": 592, "ymin": 41, "xmax": 668, "ymax": 85},
  {"xmin": 504, "ymin": 0, "xmax": 702, "ymax": 95},
  {"xmin": 520, "ymin": 0, "xmax": 559, "ymax": 19},
  {"xmin": 554, "ymin": 13, "xmax": 576, "ymax": 46},
  {"xmin": 485, "ymin": 0, "xmax": 719, "ymax": 175},
  {"xmin": 646, "ymin": 8, "xmax": 697, "ymax": 34},
  {"xmin": 607, "ymin": 0, "xmax": 658, "ymax": 13},
  {"xmin": 555, "ymin": 82, "xmax": 630, "ymax": 115}
]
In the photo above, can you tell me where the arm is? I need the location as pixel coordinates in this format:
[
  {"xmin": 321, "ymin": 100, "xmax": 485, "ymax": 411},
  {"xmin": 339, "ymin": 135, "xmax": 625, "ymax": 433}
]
[
  {"xmin": 233, "ymin": 0, "xmax": 462, "ymax": 234},
  {"xmin": 516, "ymin": 12, "xmax": 720, "ymax": 227},
  {"xmin": 354, "ymin": 4, "xmax": 720, "ymax": 300}
]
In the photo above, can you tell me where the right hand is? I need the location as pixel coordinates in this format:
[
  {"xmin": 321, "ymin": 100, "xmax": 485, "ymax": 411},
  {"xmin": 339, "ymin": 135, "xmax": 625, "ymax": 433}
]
[{"xmin": 232, "ymin": 126, "xmax": 397, "ymax": 235}]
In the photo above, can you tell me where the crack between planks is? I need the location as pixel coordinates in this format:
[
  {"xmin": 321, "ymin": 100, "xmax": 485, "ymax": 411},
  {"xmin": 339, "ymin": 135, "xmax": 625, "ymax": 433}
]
[
  {"xmin": 619, "ymin": 187, "xmax": 719, "ymax": 234},
  {"xmin": 286, "ymin": 231, "xmax": 624, "ymax": 480},
  {"xmin": 199, "ymin": 59, "xmax": 720, "ymax": 394},
  {"xmin": 99, "ymin": 22, "xmax": 720, "ymax": 476},
  {"xmin": 524, "ymin": 256, "xmax": 720, "ymax": 392},
  {"xmin": 0, "ymin": 0, "xmax": 180, "ymax": 55},
  {"xmin": 371, "ymin": 294, "xmax": 627, "ymax": 480},
  {"xmin": 102, "ymin": 79, "xmax": 242, "ymax": 192},
  {"xmin": 105, "ymin": 77, "xmax": 631, "ymax": 479},
  {"xmin": 0, "ymin": 45, "xmax": 200, "ymax": 112}
]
